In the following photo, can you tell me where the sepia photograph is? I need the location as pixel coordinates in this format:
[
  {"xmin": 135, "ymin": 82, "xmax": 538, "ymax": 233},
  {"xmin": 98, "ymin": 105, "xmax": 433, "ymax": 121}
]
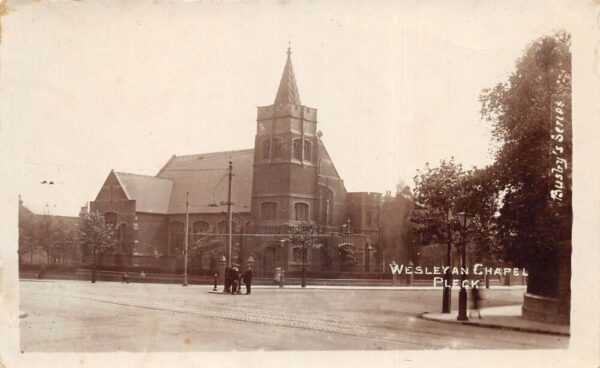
[{"xmin": 0, "ymin": 0, "xmax": 598, "ymax": 367}]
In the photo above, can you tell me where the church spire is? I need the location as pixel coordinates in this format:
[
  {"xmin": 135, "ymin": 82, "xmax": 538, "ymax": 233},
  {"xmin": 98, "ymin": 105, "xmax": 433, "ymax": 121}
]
[{"xmin": 274, "ymin": 46, "xmax": 301, "ymax": 105}]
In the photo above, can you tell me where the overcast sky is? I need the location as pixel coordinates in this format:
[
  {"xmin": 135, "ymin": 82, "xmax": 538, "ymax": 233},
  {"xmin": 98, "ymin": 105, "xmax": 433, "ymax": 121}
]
[{"xmin": 0, "ymin": 0, "xmax": 571, "ymax": 216}]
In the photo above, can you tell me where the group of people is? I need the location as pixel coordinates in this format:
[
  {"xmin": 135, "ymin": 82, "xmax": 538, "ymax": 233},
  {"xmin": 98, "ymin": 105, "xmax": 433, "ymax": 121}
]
[{"xmin": 224, "ymin": 265, "xmax": 253, "ymax": 295}]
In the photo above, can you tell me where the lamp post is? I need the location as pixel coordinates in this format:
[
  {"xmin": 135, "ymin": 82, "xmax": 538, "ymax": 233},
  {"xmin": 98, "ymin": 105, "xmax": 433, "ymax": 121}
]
[
  {"xmin": 183, "ymin": 191, "xmax": 189, "ymax": 286},
  {"xmin": 279, "ymin": 239, "xmax": 287, "ymax": 287},
  {"xmin": 442, "ymin": 210, "xmax": 454, "ymax": 313},
  {"xmin": 457, "ymin": 211, "xmax": 472, "ymax": 321}
]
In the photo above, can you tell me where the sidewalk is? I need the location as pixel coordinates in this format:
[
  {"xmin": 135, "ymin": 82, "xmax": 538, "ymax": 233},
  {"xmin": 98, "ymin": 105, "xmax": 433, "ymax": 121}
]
[
  {"xmin": 421, "ymin": 305, "xmax": 570, "ymax": 336},
  {"xmin": 210, "ymin": 284, "xmax": 527, "ymax": 291}
]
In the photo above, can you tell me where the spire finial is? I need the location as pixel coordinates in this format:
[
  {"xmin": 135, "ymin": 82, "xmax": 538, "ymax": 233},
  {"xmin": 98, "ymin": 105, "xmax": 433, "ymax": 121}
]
[{"xmin": 287, "ymin": 37, "xmax": 291, "ymax": 57}]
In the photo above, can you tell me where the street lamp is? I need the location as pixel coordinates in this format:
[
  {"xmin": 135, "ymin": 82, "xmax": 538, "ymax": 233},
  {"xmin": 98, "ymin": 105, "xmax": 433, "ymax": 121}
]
[
  {"xmin": 457, "ymin": 211, "xmax": 473, "ymax": 321},
  {"xmin": 442, "ymin": 210, "xmax": 454, "ymax": 313}
]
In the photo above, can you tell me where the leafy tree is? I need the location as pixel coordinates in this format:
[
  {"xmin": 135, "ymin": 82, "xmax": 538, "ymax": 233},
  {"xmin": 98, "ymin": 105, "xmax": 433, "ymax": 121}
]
[
  {"xmin": 411, "ymin": 157, "xmax": 466, "ymax": 252},
  {"xmin": 287, "ymin": 219, "xmax": 323, "ymax": 287},
  {"xmin": 79, "ymin": 211, "xmax": 117, "ymax": 283},
  {"xmin": 479, "ymin": 31, "xmax": 571, "ymax": 296}
]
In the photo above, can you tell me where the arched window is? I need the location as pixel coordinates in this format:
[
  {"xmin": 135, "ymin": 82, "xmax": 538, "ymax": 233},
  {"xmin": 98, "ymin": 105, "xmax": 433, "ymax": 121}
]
[
  {"xmin": 292, "ymin": 139, "xmax": 302, "ymax": 160},
  {"xmin": 292, "ymin": 247, "xmax": 303, "ymax": 263},
  {"xmin": 294, "ymin": 202, "xmax": 309, "ymax": 221},
  {"xmin": 261, "ymin": 202, "xmax": 277, "ymax": 220},
  {"xmin": 218, "ymin": 220, "xmax": 228, "ymax": 234},
  {"xmin": 193, "ymin": 221, "xmax": 210, "ymax": 234},
  {"xmin": 320, "ymin": 186, "xmax": 335, "ymax": 226},
  {"xmin": 262, "ymin": 139, "xmax": 271, "ymax": 160},
  {"xmin": 192, "ymin": 221, "xmax": 210, "ymax": 244},
  {"xmin": 104, "ymin": 212, "xmax": 117, "ymax": 228},
  {"xmin": 272, "ymin": 138, "xmax": 283, "ymax": 158},
  {"xmin": 303, "ymin": 141, "xmax": 312, "ymax": 162},
  {"xmin": 170, "ymin": 222, "xmax": 185, "ymax": 254}
]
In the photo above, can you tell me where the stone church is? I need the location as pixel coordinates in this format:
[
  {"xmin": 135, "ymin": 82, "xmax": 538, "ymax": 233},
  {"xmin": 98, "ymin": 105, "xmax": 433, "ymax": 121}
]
[{"xmin": 89, "ymin": 48, "xmax": 381, "ymax": 275}]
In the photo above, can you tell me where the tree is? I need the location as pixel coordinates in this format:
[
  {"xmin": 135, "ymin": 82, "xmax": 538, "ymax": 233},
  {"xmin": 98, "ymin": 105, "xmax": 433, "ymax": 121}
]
[
  {"xmin": 287, "ymin": 219, "xmax": 323, "ymax": 287},
  {"xmin": 79, "ymin": 211, "xmax": 117, "ymax": 283},
  {"xmin": 479, "ymin": 31, "xmax": 571, "ymax": 296},
  {"xmin": 411, "ymin": 157, "xmax": 470, "ymax": 313}
]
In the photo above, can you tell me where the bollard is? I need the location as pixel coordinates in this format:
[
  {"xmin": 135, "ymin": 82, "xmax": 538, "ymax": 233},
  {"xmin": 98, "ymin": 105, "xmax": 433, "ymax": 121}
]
[
  {"xmin": 407, "ymin": 261, "xmax": 414, "ymax": 285},
  {"xmin": 213, "ymin": 272, "xmax": 218, "ymax": 291}
]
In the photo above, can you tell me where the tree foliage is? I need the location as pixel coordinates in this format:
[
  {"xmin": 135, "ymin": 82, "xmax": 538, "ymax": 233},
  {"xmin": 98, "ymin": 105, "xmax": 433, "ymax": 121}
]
[
  {"xmin": 288, "ymin": 219, "xmax": 323, "ymax": 251},
  {"xmin": 411, "ymin": 158, "xmax": 467, "ymax": 250},
  {"xmin": 79, "ymin": 211, "xmax": 116, "ymax": 257},
  {"xmin": 479, "ymin": 31, "xmax": 571, "ymax": 277}
]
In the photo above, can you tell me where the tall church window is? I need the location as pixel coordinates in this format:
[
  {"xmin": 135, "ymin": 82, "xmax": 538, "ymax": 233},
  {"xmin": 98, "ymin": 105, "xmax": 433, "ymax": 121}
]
[
  {"xmin": 272, "ymin": 138, "xmax": 282, "ymax": 159},
  {"xmin": 261, "ymin": 202, "xmax": 277, "ymax": 220},
  {"xmin": 294, "ymin": 202, "xmax": 309, "ymax": 220},
  {"xmin": 293, "ymin": 139, "xmax": 302, "ymax": 160},
  {"xmin": 262, "ymin": 139, "xmax": 271, "ymax": 160},
  {"xmin": 320, "ymin": 186, "xmax": 335, "ymax": 226},
  {"xmin": 218, "ymin": 221, "xmax": 228, "ymax": 234},
  {"xmin": 192, "ymin": 221, "xmax": 210, "ymax": 244},
  {"xmin": 104, "ymin": 212, "xmax": 117, "ymax": 228},
  {"xmin": 169, "ymin": 222, "xmax": 185, "ymax": 254},
  {"xmin": 303, "ymin": 141, "xmax": 312, "ymax": 162}
]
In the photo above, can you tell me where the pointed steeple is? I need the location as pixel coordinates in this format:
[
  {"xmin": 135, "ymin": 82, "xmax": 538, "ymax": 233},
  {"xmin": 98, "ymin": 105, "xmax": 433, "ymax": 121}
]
[{"xmin": 274, "ymin": 46, "xmax": 301, "ymax": 105}]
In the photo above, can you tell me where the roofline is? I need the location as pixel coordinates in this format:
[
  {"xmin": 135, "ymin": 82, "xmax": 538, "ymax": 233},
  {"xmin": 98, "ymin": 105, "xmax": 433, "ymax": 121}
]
[
  {"xmin": 156, "ymin": 154, "xmax": 177, "ymax": 176},
  {"xmin": 318, "ymin": 140, "xmax": 344, "ymax": 184},
  {"xmin": 111, "ymin": 170, "xmax": 132, "ymax": 200}
]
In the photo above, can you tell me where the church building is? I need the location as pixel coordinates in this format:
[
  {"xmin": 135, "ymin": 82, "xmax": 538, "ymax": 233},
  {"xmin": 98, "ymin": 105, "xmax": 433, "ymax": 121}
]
[{"xmin": 89, "ymin": 48, "xmax": 381, "ymax": 275}]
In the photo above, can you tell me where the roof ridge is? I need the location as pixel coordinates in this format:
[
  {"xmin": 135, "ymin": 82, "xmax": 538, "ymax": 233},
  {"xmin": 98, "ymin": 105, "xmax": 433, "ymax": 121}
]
[
  {"xmin": 174, "ymin": 148, "xmax": 254, "ymax": 159},
  {"xmin": 115, "ymin": 171, "xmax": 171, "ymax": 180}
]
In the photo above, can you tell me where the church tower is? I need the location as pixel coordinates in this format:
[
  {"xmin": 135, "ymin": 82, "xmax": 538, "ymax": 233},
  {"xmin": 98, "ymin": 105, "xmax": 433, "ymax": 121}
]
[{"xmin": 250, "ymin": 47, "xmax": 320, "ymax": 234}]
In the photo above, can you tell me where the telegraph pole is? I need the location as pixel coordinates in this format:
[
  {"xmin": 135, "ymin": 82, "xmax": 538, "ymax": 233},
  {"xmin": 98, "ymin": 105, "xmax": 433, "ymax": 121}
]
[
  {"xmin": 227, "ymin": 160, "xmax": 233, "ymax": 268},
  {"xmin": 183, "ymin": 191, "xmax": 189, "ymax": 286}
]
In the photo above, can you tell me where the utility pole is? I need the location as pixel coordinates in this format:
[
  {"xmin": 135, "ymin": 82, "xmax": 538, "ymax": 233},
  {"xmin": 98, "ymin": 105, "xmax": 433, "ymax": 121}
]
[
  {"xmin": 183, "ymin": 191, "xmax": 189, "ymax": 286},
  {"xmin": 227, "ymin": 160, "xmax": 233, "ymax": 268}
]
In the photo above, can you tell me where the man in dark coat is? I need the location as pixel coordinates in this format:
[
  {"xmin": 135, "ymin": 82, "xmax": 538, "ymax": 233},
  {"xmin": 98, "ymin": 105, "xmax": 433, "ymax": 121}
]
[
  {"xmin": 230, "ymin": 266, "xmax": 240, "ymax": 295},
  {"xmin": 224, "ymin": 266, "xmax": 232, "ymax": 293},
  {"xmin": 243, "ymin": 266, "xmax": 253, "ymax": 295}
]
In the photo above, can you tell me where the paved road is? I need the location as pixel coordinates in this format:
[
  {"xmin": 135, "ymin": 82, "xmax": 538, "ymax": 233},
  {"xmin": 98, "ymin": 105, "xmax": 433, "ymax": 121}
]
[{"xmin": 19, "ymin": 280, "xmax": 568, "ymax": 351}]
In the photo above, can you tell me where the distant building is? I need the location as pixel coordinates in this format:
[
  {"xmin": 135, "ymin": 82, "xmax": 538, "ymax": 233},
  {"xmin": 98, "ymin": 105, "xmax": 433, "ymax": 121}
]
[
  {"xmin": 88, "ymin": 48, "xmax": 384, "ymax": 275},
  {"xmin": 18, "ymin": 196, "xmax": 80, "ymax": 266}
]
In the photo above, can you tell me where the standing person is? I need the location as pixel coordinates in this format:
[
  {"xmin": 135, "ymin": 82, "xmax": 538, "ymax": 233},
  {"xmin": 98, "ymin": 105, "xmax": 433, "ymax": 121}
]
[
  {"xmin": 230, "ymin": 266, "xmax": 239, "ymax": 295},
  {"xmin": 243, "ymin": 266, "xmax": 253, "ymax": 294},
  {"xmin": 470, "ymin": 284, "xmax": 483, "ymax": 319},
  {"xmin": 224, "ymin": 266, "xmax": 232, "ymax": 293}
]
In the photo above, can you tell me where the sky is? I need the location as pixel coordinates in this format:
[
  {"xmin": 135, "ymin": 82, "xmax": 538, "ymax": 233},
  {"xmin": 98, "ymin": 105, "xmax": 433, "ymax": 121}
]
[{"xmin": 0, "ymin": 0, "xmax": 571, "ymax": 216}]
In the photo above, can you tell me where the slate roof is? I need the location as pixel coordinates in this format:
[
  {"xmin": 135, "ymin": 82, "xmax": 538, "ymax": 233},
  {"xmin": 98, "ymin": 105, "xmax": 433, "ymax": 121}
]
[
  {"xmin": 156, "ymin": 149, "xmax": 254, "ymax": 214},
  {"xmin": 114, "ymin": 172, "xmax": 173, "ymax": 214},
  {"xmin": 274, "ymin": 48, "xmax": 301, "ymax": 105}
]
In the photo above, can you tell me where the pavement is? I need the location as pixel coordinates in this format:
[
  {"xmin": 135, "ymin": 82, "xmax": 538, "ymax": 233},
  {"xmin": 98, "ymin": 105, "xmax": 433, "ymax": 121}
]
[
  {"xmin": 421, "ymin": 305, "xmax": 570, "ymax": 336},
  {"xmin": 19, "ymin": 280, "xmax": 569, "ymax": 351}
]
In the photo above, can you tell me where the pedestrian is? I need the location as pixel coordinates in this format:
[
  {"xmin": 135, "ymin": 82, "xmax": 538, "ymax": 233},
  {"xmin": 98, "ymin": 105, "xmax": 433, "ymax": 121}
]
[
  {"xmin": 230, "ymin": 266, "xmax": 239, "ymax": 295},
  {"xmin": 224, "ymin": 266, "xmax": 231, "ymax": 293},
  {"xmin": 122, "ymin": 272, "xmax": 129, "ymax": 284},
  {"xmin": 470, "ymin": 284, "xmax": 483, "ymax": 319},
  {"xmin": 243, "ymin": 266, "xmax": 253, "ymax": 294}
]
